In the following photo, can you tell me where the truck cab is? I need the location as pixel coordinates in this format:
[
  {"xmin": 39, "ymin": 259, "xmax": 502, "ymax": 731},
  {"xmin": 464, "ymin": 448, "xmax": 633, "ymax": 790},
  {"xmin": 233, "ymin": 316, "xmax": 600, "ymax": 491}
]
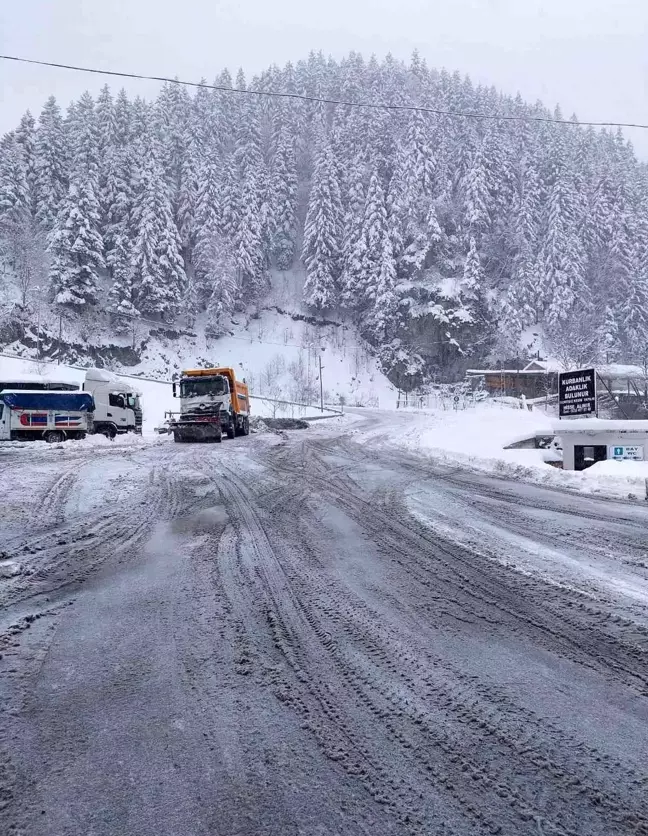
[
  {"xmin": 171, "ymin": 367, "xmax": 250, "ymax": 442},
  {"xmin": 82, "ymin": 368, "xmax": 143, "ymax": 437}
]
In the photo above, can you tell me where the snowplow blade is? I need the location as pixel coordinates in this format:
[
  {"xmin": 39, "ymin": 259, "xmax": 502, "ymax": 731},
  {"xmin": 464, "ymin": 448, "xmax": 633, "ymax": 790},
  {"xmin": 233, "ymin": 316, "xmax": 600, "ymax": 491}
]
[{"xmin": 172, "ymin": 422, "xmax": 222, "ymax": 443}]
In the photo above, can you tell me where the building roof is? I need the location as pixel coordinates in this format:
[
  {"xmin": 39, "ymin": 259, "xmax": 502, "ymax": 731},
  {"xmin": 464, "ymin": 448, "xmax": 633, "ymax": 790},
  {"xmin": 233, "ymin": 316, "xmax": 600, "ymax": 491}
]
[{"xmin": 554, "ymin": 418, "xmax": 648, "ymax": 433}]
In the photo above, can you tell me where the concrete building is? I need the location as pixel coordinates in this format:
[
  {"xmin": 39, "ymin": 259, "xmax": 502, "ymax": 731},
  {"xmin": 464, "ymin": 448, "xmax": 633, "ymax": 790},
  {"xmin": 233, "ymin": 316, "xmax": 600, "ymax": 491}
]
[{"xmin": 556, "ymin": 418, "xmax": 648, "ymax": 470}]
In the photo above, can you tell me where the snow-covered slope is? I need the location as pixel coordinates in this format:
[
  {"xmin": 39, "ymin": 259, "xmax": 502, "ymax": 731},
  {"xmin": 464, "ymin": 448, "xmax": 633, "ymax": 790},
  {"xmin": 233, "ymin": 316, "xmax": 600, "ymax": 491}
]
[{"xmin": 0, "ymin": 307, "xmax": 396, "ymax": 432}]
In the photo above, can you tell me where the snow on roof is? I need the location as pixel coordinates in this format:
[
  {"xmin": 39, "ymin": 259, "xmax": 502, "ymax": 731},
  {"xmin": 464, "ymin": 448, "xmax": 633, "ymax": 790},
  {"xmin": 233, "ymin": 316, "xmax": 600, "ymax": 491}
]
[
  {"xmin": 0, "ymin": 375, "xmax": 74, "ymax": 385},
  {"xmin": 85, "ymin": 367, "xmax": 118, "ymax": 383},
  {"xmin": 85, "ymin": 366, "xmax": 142, "ymax": 395},
  {"xmin": 522, "ymin": 359, "xmax": 563, "ymax": 373},
  {"xmin": 555, "ymin": 418, "xmax": 648, "ymax": 433},
  {"xmin": 468, "ymin": 361, "xmax": 647, "ymax": 378},
  {"xmin": 466, "ymin": 368, "xmax": 554, "ymax": 375},
  {"xmin": 597, "ymin": 364, "xmax": 646, "ymax": 379}
]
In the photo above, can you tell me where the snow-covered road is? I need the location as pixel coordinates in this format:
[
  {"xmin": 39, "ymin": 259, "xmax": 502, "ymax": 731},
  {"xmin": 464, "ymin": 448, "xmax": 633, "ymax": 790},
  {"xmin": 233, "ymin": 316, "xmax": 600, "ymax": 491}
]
[{"xmin": 1, "ymin": 413, "xmax": 647, "ymax": 836}]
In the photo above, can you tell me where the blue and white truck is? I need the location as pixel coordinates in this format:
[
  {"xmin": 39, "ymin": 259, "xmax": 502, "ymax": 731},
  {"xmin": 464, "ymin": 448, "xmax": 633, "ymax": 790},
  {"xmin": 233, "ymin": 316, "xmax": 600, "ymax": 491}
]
[
  {"xmin": 0, "ymin": 368, "xmax": 143, "ymax": 442},
  {"xmin": 0, "ymin": 390, "xmax": 95, "ymax": 443}
]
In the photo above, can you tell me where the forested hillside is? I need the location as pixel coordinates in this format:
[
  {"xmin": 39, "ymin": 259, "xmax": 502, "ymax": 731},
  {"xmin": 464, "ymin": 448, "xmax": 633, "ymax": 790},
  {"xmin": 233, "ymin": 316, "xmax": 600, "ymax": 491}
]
[{"xmin": 1, "ymin": 51, "xmax": 647, "ymax": 385}]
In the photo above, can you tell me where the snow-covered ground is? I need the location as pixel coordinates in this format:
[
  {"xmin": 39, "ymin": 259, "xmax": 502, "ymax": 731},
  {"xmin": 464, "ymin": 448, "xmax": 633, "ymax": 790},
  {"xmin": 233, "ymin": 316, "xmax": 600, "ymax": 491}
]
[
  {"xmin": 348, "ymin": 402, "xmax": 648, "ymax": 501},
  {"xmin": 3, "ymin": 346, "xmax": 648, "ymax": 502}
]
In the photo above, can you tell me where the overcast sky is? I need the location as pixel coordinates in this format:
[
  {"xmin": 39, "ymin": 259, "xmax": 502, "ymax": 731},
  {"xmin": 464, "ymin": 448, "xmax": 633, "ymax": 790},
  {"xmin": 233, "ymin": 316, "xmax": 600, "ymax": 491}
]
[{"xmin": 2, "ymin": 0, "xmax": 647, "ymax": 157}]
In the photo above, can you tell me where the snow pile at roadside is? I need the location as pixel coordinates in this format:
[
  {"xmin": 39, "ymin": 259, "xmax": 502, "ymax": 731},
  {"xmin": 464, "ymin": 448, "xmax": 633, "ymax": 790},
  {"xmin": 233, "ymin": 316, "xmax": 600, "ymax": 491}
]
[
  {"xmin": 352, "ymin": 403, "xmax": 648, "ymax": 501},
  {"xmin": 355, "ymin": 402, "xmax": 553, "ymax": 469}
]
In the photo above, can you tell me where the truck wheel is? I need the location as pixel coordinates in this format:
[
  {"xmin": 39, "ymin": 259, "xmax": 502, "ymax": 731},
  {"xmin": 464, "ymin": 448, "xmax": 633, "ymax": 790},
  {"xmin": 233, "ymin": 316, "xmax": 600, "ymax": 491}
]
[
  {"xmin": 227, "ymin": 419, "xmax": 236, "ymax": 440},
  {"xmin": 173, "ymin": 432, "xmax": 184, "ymax": 443},
  {"xmin": 44, "ymin": 430, "xmax": 65, "ymax": 444},
  {"xmin": 97, "ymin": 426, "xmax": 116, "ymax": 440},
  {"xmin": 244, "ymin": 417, "xmax": 250, "ymax": 436}
]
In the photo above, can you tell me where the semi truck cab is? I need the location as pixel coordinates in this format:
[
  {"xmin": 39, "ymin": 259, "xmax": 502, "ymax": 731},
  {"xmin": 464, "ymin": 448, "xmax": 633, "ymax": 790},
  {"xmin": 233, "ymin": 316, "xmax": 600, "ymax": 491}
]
[{"xmin": 82, "ymin": 369, "xmax": 143, "ymax": 437}]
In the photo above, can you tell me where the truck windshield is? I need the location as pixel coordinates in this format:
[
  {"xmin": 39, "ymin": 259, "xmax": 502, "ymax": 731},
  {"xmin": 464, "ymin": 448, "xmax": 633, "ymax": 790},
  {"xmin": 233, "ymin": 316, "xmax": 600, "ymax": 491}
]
[
  {"xmin": 180, "ymin": 376, "xmax": 229, "ymax": 398},
  {"xmin": 126, "ymin": 394, "xmax": 140, "ymax": 410}
]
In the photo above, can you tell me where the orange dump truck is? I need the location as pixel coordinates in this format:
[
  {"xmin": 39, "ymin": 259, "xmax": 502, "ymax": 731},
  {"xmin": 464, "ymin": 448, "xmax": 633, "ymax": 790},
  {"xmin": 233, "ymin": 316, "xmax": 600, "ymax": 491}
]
[{"xmin": 169, "ymin": 367, "xmax": 251, "ymax": 443}]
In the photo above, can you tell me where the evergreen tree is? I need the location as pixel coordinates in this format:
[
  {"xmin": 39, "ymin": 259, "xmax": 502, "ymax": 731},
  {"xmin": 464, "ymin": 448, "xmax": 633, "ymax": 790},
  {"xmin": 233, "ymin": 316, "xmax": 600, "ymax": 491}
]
[
  {"xmin": 104, "ymin": 144, "xmax": 134, "ymax": 277},
  {"xmin": 15, "ymin": 111, "xmax": 37, "ymax": 215},
  {"xmin": 176, "ymin": 131, "xmax": 199, "ymax": 263},
  {"xmin": 0, "ymin": 134, "xmax": 30, "ymax": 228},
  {"xmin": 370, "ymin": 233, "xmax": 399, "ymax": 342},
  {"xmin": 113, "ymin": 89, "xmax": 132, "ymax": 147},
  {"xmin": 96, "ymin": 85, "xmax": 116, "ymax": 153},
  {"xmin": 34, "ymin": 96, "xmax": 68, "ymax": 231},
  {"xmin": 401, "ymin": 110, "xmax": 436, "ymax": 200},
  {"xmin": 235, "ymin": 169, "xmax": 265, "ymax": 297},
  {"xmin": 462, "ymin": 236, "xmax": 484, "ymax": 304},
  {"xmin": 130, "ymin": 146, "xmax": 186, "ymax": 318},
  {"xmin": 48, "ymin": 91, "xmax": 105, "ymax": 309},
  {"xmin": 356, "ymin": 167, "xmax": 389, "ymax": 307},
  {"xmin": 48, "ymin": 173, "xmax": 105, "ymax": 307},
  {"xmin": 271, "ymin": 127, "xmax": 297, "ymax": 270},
  {"xmin": 462, "ymin": 142, "xmax": 491, "ymax": 236},
  {"xmin": 340, "ymin": 154, "xmax": 368, "ymax": 306},
  {"xmin": 540, "ymin": 170, "xmax": 583, "ymax": 325},
  {"xmin": 302, "ymin": 142, "xmax": 343, "ymax": 309},
  {"xmin": 108, "ymin": 233, "xmax": 137, "ymax": 316}
]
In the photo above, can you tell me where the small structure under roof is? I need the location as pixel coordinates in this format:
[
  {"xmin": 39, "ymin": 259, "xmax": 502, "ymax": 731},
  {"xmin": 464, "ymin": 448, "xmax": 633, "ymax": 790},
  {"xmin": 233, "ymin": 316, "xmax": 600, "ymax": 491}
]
[
  {"xmin": 555, "ymin": 418, "xmax": 648, "ymax": 470},
  {"xmin": 466, "ymin": 360, "xmax": 559, "ymax": 399}
]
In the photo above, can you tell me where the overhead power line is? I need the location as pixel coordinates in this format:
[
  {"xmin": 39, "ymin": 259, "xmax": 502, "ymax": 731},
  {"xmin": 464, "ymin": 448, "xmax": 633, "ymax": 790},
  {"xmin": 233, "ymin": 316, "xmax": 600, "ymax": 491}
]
[{"xmin": 2, "ymin": 53, "xmax": 648, "ymax": 131}]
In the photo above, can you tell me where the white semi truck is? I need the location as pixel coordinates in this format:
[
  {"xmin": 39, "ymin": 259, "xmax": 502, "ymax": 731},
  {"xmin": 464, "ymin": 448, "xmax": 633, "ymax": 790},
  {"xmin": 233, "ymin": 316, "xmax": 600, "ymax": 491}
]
[{"xmin": 81, "ymin": 368, "xmax": 143, "ymax": 437}]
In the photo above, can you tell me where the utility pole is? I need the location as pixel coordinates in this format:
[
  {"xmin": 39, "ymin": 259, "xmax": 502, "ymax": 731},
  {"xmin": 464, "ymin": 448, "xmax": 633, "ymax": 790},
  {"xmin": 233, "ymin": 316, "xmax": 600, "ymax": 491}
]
[
  {"xmin": 57, "ymin": 313, "xmax": 63, "ymax": 364},
  {"xmin": 319, "ymin": 353, "xmax": 324, "ymax": 413}
]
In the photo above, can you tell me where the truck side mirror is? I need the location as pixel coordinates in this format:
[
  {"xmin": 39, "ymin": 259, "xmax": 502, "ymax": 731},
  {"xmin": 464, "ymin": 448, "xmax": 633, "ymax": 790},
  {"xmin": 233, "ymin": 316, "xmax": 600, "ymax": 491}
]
[{"xmin": 172, "ymin": 382, "xmax": 177, "ymax": 398}]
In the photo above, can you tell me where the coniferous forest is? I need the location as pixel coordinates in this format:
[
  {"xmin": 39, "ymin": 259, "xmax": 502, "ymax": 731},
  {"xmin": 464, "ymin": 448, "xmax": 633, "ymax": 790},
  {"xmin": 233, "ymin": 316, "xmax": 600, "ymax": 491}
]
[{"xmin": 1, "ymin": 51, "xmax": 647, "ymax": 384}]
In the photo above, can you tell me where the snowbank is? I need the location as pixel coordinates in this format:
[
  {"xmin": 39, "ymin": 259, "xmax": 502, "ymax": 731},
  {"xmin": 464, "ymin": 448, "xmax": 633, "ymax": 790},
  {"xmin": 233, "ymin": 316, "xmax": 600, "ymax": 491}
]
[{"xmin": 351, "ymin": 402, "xmax": 648, "ymax": 501}]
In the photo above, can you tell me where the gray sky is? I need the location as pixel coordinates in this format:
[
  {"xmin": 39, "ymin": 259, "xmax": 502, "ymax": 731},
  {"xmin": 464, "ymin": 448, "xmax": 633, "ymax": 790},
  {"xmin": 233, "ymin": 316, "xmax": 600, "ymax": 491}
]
[{"xmin": 2, "ymin": 0, "xmax": 647, "ymax": 157}]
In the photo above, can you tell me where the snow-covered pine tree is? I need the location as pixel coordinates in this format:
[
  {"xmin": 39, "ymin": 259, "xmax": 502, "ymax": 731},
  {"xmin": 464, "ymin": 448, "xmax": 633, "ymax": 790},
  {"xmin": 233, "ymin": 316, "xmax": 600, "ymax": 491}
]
[
  {"xmin": 340, "ymin": 153, "xmax": 368, "ymax": 307},
  {"xmin": 356, "ymin": 167, "xmax": 389, "ymax": 308},
  {"xmin": 401, "ymin": 109, "xmax": 436, "ymax": 201},
  {"xmin": 540, "ymin": 169, "xmax": 584, "ymax": 326},
  {"xmin": 104, "ymin": 143, "xmax": 134, "ymax": 282},
  {"xmin": 0, "ymin": 134, "xmax": 30, "ymax": 228},
  {"xmin": 271, "ymin": 125, "xmax": 297, "ymax": 270},
  {"xmin": 176, "ymin": 130, "xmax": 199, "ymax": 266},
  {"xmin": 155, "ymin": 81, "xmax": 191, "ymax": 211},
  {"xmin": 48, "ymin": 93, "xmax": 105, "ymax": 309},
  {"xmin": 302, "ymin": 142, "xmax": 343, "ymax": 309},
  {"xmin": 113, "ymin": 89, "xmax": 132, "ymax": 148},
  {"xmin": 130, "ymin": 145, "xmax": 186, "ymax": 319},
  {"xmin": 96, "ymin": 85, "xmax": 116, "ymax": 154},
  {"xmin": 194, "ymin": 149, "xmax": 226, "ymax": 306},
  {"xmin": 462, "ymin": 141, "xmax": 491, "ymax": 237},
  {"xmin": 370, "ymin": 233, "xmax": 399, "ymax": 343},
  {"xmin": 14, "ymin": 111, "xmax": 37, "ymax": 216},
  {"xmin": 48, "ymin": 174, "xmax": 105, "ymax": 308},
  {"xmin": 235, "ymin": 169, "xmax": 265, "ymax": 298},
  {"xmin": 462, "ymin": 236, "xmax": 484, "ymax": 304},
  {"xmin": 34, "ymin": 97, "xmax": 68, "ymax": 231},
  {"xmin": 107, "ymin": 232, "xmax": 136, "ymax": 320}
]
